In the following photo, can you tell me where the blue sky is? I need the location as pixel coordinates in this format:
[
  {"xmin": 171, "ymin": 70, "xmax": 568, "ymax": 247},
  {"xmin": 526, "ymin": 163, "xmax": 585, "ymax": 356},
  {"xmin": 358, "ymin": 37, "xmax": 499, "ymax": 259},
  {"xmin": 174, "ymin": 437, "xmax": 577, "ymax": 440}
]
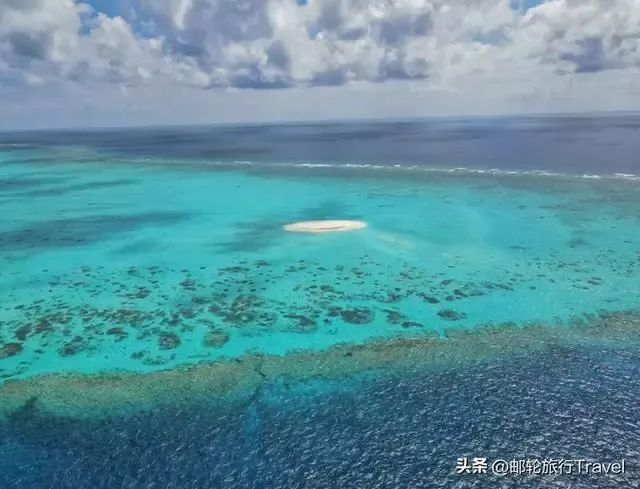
[
  {"xmin": 0, "ymin": 0, "xmax": 639, "ymax": 130},
  {"xmin": 510, "ymin": 0, "xmax": 544, "ymax": 11},
  {"xmin": 85, "ymin": 0, "xmax": 125, "ymax": 17}
]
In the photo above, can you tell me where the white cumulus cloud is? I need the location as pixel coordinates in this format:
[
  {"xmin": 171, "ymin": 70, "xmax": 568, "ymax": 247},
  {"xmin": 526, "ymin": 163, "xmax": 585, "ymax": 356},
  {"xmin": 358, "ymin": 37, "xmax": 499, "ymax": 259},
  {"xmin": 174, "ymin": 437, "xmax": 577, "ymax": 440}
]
[{"xmin": 1, "ymin": 0, "xmax": 639, "ymax": 128}]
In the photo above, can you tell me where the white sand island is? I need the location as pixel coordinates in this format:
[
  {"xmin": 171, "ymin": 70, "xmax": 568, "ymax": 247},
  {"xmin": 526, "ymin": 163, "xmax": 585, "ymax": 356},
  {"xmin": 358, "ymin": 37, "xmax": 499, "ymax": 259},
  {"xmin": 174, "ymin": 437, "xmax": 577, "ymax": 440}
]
[{"xmin": 284, "ymin": 220, "xmax": 367, "ymax": 233}]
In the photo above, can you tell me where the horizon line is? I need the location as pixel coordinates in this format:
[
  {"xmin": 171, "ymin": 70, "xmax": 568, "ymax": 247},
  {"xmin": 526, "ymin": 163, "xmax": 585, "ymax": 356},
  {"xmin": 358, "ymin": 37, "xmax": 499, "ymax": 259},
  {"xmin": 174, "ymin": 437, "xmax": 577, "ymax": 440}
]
[{"xmin": 1, "ymin": 109, "xmax": 639, "ymax": 135}]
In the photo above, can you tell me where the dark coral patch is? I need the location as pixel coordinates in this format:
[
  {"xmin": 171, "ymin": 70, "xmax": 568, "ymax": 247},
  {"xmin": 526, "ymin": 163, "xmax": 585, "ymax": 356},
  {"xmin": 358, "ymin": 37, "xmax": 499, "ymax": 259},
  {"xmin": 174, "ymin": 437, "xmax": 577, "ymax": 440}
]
[
  {"xmin": 384, "ymin": 309, "xmax": 407, "ymax": 325},
  {"xmin": 0, "ymin": 342, "xmax": 23, "ymax": 359},
  {"xmin": 34, "ymin": 319, "xmax": 53, "ymax": 334},
  {"xmin": 129, "ymin": 287, "xmax": 151, "ymax": 299},
  {"xmin": 180, "ymin": 279, "xmax": 197, "ymax": 291},
  {"xmin": 401, "ymin": 321, "xmax": 423, "ymax": 328},
  {"xmin": 158, "ymin": 332, "xmax": 181, "ymax": 350},
  {"xmin": 341, "ymin": 308, "xmax": 374, "ymax": 325},
  {"xmin": 327, "ymin": 306, "xmax": 343, "ymax": 318},
  {"xmin": 14, "ymin": 325, "xmax": 32, "ymax": 341},
  {"xmin": 418, "ymin": 293, "xmax": 440, "ymax": 304},
  {"xmin": 0, "ymin": 212, "xmax": 189, "ymax": 251},
  {"xmin": 203, "ymin": 329, "xmax": 229, "ymax": 348},
  {"xmin": 285, "ymin": 314, "xmax": 317, "ymax": 332},
  {"xmin": 59, "ymin": 336, "xmax": 86, "ymax": 357},
  {"xmin": 106, "ymin": 327, "xmax": 128, "ymax": 340},
  {"xmin": 212, "ymin": 295, "xmax": 265, "ymax": 326},
  {"xmin": 437, "ymin": 309, "xmax": 467, "ymax": 321}
]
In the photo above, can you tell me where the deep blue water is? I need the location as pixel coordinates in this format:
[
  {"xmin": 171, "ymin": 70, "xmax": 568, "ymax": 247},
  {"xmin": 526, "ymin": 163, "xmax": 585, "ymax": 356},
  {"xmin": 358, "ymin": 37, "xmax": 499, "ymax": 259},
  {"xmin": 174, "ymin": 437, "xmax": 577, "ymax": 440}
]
[
  {"xmin": 1, "ymin": 345, "xmax": 639, "ymax": 488},
  {"xmin": 2, "ymin": 113, "xmax": 640, "ymax": 175}
]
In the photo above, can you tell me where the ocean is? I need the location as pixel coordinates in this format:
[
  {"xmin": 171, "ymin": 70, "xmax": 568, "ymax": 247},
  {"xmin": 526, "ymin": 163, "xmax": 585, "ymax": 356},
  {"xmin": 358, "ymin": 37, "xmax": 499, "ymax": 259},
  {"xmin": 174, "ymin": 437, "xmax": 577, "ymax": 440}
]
[{"xmin": 0, "ymin": 114, "xmax": 639, "ymax": 488}]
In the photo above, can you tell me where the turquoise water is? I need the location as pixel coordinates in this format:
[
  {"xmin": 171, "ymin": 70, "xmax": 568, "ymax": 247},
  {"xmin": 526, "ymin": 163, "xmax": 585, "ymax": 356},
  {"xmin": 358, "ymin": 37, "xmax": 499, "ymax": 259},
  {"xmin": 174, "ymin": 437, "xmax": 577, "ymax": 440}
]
[{"xmin": 1, "ymin": 144, "xmax": 639, "ymax": 381}]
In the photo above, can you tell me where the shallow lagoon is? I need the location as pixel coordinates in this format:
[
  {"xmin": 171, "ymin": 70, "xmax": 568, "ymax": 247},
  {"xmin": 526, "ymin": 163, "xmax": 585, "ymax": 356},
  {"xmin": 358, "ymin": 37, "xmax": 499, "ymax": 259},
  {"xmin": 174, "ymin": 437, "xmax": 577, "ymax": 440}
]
[
  {"xmin": 1, "ymin": 118, "xmax": 640, "ymax": 487},
  {"xmin": 1, "ymin": 144, "xmax": 639, "ymax": 381}
]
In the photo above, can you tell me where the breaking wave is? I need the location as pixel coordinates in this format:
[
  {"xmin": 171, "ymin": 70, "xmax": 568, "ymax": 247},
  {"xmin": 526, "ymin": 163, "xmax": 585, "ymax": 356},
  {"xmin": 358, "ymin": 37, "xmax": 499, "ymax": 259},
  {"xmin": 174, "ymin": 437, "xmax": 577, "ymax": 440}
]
[{"xmin": 218, "ymin": 160, "xmax": 640, "ymax": 183}]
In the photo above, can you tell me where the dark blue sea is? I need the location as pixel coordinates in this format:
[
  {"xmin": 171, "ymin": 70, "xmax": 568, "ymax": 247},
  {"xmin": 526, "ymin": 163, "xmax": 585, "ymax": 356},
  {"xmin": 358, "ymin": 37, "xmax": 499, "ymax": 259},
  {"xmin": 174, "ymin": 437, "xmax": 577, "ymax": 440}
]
[
  {"xmin": 2, "ymin": 113, "xmax": 640, "ymax": 175},
  {"xmin": 1, "ymin": 346, "xmax": 640, "ymax": 488}
]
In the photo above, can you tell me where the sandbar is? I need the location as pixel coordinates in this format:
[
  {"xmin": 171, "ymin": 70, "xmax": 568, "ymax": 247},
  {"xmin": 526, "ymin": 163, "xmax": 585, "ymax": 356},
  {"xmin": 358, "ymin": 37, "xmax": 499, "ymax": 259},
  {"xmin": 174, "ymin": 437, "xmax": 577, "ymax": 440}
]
[{"xmin": 284, "ymin": 220, "xmax": 367, "ymax": 233}]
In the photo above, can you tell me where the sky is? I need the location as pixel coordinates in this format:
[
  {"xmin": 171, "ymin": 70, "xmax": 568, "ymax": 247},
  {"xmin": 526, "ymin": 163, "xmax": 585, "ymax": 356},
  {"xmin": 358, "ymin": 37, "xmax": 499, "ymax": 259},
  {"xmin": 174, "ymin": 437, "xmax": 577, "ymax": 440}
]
[{"xmin": 0, "ymin": 0, "xmax": 639, "ymax": 130}]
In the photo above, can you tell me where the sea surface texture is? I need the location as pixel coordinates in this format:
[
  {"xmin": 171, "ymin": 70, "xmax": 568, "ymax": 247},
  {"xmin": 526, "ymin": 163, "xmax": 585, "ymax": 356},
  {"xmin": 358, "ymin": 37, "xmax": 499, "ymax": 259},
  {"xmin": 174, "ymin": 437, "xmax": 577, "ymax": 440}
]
[{"xmin": 1, "ymin": 115, "xmax": 640, "ymax": 488}]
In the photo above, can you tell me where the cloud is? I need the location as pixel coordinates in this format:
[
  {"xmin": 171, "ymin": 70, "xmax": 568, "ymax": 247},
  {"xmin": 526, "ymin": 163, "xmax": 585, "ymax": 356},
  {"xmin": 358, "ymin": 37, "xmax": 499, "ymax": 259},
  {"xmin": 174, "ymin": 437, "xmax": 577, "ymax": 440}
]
[
  {"xmin": 0, "ymin": 0, "xmax": 202, "ymax": 89},
  {"xmin": 1, "ymin": 0, "xmax": 640, "ymax": 129},
  {"xmin": 2, "ymin": 0, "xmax": 640, "ymax": 91},
  {"xmin": 0, "ymin": 0, "xmax": 82, "ymax": 83},
  {"xmin": 510, "ymin": 0, "xmax": 640, "ymax": 74}
]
